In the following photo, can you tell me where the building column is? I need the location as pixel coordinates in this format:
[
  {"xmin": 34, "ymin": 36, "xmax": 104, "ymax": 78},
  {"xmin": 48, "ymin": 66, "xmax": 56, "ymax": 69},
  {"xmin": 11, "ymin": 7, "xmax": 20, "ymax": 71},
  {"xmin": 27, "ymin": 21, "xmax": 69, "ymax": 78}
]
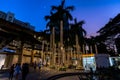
[
  {"xmin": 18, "ymin": 41, "xmax": 24, "ymax": 64},
  {"xmin": 31, "ymin": 49, "xmax": 34, "ymax": 63},
  {"xmin": 31, "ymin": 44, "xmax": 35, "ymax": 63}
]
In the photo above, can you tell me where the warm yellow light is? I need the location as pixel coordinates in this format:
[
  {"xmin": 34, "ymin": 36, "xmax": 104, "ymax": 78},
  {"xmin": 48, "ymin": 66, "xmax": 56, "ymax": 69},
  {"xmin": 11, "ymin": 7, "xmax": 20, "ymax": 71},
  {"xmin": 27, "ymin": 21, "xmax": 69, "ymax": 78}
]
[{"xmin": 82, "ymin": 54, "xmax": 94, "ymax": 57}]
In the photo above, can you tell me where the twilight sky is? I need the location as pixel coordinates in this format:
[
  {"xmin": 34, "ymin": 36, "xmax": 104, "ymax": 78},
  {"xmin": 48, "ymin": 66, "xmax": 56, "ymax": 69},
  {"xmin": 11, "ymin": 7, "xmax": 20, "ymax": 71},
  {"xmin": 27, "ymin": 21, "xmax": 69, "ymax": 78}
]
[{"xmin": 0, "ymin": 0, "xmax": 120, "ymax": 36}]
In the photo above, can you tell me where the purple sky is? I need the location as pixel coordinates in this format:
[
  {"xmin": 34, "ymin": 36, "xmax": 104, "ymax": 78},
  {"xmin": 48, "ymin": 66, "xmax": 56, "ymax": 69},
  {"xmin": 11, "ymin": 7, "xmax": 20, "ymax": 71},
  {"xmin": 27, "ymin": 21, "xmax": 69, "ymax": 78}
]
[{"xmin": 0, "ymin": 0, "xmax": 120, "ymax": 36}]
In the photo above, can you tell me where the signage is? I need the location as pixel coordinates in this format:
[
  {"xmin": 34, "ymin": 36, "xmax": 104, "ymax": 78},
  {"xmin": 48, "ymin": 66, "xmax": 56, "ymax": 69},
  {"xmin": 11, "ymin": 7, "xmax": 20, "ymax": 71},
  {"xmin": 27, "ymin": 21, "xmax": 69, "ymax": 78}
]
[{"xmin": 3, "ymin": 48, "xmax": 16, "ymax": 53}]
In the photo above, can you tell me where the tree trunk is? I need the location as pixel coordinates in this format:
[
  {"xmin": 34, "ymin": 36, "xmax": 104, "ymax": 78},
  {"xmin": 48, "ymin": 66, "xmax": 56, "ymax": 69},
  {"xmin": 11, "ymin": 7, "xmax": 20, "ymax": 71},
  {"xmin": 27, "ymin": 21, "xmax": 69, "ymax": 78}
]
[
  {"xmin": 95, "ymin": 44, "xmax": 98, "ymax": 54},
  {"xmin": 75, "ymin": 34, "xmax": 79, "ymax": 54},
  {"xmin": 52, "ymin": 27, "xmax": 55, "ymax": 65},
  {"xmin": 60, "ymin": 21, "xmax": 64, "ymax": 65},
  {"xmin": 90, "ymin": 45, "xmax": 93, "ymax": 53}
]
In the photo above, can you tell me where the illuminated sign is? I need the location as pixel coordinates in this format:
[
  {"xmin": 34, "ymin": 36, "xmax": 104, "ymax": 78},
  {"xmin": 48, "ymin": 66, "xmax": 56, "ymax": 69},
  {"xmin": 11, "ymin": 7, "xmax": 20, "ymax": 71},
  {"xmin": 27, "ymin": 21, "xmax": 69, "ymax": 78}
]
[{"xmin": 3, "ymin": 48, "xmax": 16, "ymax": 53}]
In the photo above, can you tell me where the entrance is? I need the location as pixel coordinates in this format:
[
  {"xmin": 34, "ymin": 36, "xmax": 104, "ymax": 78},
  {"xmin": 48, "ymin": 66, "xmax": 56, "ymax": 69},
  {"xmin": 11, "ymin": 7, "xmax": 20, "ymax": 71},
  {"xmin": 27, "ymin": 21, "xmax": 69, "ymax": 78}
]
[{"xmin": 83, "ymin": 56, "xmax": 96, "ymax": 71}]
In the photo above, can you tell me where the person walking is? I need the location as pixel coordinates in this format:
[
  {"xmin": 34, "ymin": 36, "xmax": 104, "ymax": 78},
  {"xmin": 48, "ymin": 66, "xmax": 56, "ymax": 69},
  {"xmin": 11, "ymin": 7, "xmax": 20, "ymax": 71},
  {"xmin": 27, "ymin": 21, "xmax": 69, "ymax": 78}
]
[
  {"xmin": 9, "ymin": 64, "xmax": 15, "ymax": 80},
  {"xmin": 38, "ymin": 62, "xmax": 41, "ymax": 70},
  {"xmin": 22, "ymin": 63, "xmax": 29, "ymax": 80},
  {"xmin": 14, "ymin": 63, "xmax": 21, "ymax": 80},
  {"xmin": 33, "ymin": 61, "xmax": 37, "ymax": 70}
]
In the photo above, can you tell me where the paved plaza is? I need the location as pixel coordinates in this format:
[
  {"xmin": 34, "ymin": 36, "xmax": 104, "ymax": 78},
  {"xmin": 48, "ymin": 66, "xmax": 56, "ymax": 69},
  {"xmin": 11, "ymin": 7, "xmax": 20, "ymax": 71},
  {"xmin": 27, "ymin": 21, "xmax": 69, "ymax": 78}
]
[{"xmin": 0, "ymin": 67, "xmax": 82, "ymax": 80}]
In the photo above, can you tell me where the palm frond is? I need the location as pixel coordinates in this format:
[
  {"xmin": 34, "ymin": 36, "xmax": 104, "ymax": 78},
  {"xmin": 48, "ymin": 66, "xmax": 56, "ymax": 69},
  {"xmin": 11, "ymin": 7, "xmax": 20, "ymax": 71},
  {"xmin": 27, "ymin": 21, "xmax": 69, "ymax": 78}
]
[
  {"xmin": 82, "ymin": 29, "xmax": 87, "ymax": 36},
  {"xmin": 44, "ymin": 16, "xmax": 50, "ymax": 21},
  {"xmin": 44, "ymin": 29, "xmax": 50, "ymax": 33},
  {"xmin": 61, "ymin": 0, "xmax": 65, "ymax": 8},
  {"xmin": 78, "ymin": 21, "xmax": 85, "ymax": 25},
  {"xmin": 65, "ymin": 11, "xmax": 73, "ymax": 20},
  {"xmin": 65, "ymin": 6, "xmax": 74, "ymax": 11},
  {"xmin": 51, "ymin": 6, "xmax": 58, "ymax": 11},
  {"xmin": 46, "ymin": 22, "xmax": 50, "ymax": 28},
  {"xmin": 50, "ymin": 11, "xmax": 53, "ymax": 15}
]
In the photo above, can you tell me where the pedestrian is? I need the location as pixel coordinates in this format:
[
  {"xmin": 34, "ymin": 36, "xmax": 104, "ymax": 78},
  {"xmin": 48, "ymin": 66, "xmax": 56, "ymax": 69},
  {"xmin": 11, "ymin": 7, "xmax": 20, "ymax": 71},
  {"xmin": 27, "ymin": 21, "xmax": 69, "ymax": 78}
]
[
  {"xmin": 38, "ymin": 62, "xmax": 41, "ymax": 70},
  {"xmin": 33, "ymin": 61, "xmax": 37, "ymax": 70},
  {"xmin": 90, "ymin": 67, "xmax": 94, "ymax": 80},
  {"xmin": 14, "ymin": 63, "xmax": 21, "ymax": 80},
  {"xmin": 22, "ymin": 63, "xmax": 29, "ymax": 80},
  {"xmin": 43, "ymin": 60, "xmax": 46, "ymax": 66},
  {"xmin": 9, "ymin": 64, "xmax": 15, "ymax": 80}
]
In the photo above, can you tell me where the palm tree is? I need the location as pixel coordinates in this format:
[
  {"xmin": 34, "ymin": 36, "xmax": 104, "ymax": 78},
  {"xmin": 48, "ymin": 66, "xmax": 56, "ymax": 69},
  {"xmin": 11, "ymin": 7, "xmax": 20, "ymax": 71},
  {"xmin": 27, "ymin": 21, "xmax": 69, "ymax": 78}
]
[
  {"xmin": 85, "ymin": 36, "xmax": 99, "ymax": 54},
  {"xmin": 49, "ymin": 0, "xmax": 74, "ymax": 65},
  {"xmin": 50, "ymin": 0, "xmax": 74, "ymax": 43},
  {"xmin": 51, "ymin": 0, "xmax": 74, "ymax": 21},
  {"xmin": 45, "ymin": 12, "xmax": 59, "ymax": 65},
  {"xmin": 70, "ymin": 18, "xmax": 86, "ymax": 50},
  {"xmin": 70, "ymin": 18, "xmax": 86, "ymax": 66}
]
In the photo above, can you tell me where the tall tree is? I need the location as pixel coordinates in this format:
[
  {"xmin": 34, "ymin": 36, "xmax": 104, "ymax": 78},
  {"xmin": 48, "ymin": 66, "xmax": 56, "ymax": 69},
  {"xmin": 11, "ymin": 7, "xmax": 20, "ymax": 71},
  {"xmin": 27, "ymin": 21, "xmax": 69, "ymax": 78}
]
[
  {"xmin": 70, "ymin": 18, "xmax": 86, "ymax": 48},
  {"xmin": 45, "ymin": 0, "xmax": 74, "ymax": 43},
  {"xmin": 50, "ymin": 0, "xmax": 74, "ymax": 42},
  {"xmin": 69, "ymin": 18, "xmax": 86, "ymax": 66},
  {"xmin": 46, "ymin": 0, "xmax": 74, "ymax": 64},
  {"xmin": 45, "ymin": 12, "xmax": 59, "ymax": 65},
  {"xmin": 51, "ymin": 0, "xmax": 74, "ymax": 21}
]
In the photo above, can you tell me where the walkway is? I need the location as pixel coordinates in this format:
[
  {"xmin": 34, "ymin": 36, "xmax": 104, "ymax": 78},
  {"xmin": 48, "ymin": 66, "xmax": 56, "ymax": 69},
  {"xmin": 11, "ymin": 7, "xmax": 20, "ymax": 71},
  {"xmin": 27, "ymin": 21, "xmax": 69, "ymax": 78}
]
[{"xmin": 0, "ymin": 67, "xmax": 83, "ymax": 80}]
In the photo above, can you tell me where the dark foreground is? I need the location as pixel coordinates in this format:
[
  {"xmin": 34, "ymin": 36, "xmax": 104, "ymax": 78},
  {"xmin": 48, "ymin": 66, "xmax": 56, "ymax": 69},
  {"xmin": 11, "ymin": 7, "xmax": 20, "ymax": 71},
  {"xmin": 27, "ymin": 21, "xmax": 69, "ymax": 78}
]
[{"xmin": 0, "ymin": 67, "xmax": 120, "ymax": 80}]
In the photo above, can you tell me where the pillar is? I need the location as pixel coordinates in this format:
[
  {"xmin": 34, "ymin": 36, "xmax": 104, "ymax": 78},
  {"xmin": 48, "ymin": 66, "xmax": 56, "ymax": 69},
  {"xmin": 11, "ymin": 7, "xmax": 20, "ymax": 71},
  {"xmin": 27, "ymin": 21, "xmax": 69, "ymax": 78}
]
[{"xmin": 18, "ymin": 41, "xmax": 24, "ymax": 64}]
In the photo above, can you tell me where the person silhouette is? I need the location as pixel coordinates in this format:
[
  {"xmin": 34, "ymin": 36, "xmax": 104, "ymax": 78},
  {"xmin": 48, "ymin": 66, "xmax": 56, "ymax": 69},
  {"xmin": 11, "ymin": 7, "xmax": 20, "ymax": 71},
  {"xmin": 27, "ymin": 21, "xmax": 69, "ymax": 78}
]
[
  {"xmin": 9, "ymin": 64, "xmax": 15, "ymax": 80},
  {"xmin": 22, "ymin": 63, "xmax": 29, "ymax": 80},
  {"xmin": 14, "ymin": 63, "xmax": 21, "ymax": 80}
]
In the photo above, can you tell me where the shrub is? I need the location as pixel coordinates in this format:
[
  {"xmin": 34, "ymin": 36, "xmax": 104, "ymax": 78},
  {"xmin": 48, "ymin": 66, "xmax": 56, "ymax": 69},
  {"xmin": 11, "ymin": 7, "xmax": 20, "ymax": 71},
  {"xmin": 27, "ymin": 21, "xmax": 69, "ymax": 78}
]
[
  {"xmin": 49, "ymin": 65, "xmax": 56, "ymax": 69},
  {"xmin": 59, "ymin": 66, "xmax": 67, "ymax": 71}
]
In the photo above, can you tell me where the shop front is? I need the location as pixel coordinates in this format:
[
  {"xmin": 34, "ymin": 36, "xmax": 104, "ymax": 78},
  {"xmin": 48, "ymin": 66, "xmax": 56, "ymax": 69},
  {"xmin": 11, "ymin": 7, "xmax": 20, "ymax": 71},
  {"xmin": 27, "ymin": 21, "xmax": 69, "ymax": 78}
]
[
  {"xmin": 109, "ymin": 56, "xmax": 120, "ymax": 69},
  {"xmin": 82, "ymin": 54, "xmax": 96, "ymax": 71},
  {"xmin": 22, "ymin": 56, "xmax": 31, "ymax": 63}
]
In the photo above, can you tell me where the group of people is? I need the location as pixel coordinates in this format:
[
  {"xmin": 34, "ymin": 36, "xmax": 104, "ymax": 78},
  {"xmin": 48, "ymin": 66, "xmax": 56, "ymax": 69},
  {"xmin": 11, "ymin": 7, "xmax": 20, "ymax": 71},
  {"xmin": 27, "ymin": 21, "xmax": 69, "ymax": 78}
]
[
  {"xmin": 9, "ymin": 63, "xmax": 29, "ymax": 80},
  {"xmin": 32, "ymin": 59, "xmax": 49, "ymax": 70},
  {"xmin": 33, "ymin": 61, "xmax": 43, "ymax": 70}
]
